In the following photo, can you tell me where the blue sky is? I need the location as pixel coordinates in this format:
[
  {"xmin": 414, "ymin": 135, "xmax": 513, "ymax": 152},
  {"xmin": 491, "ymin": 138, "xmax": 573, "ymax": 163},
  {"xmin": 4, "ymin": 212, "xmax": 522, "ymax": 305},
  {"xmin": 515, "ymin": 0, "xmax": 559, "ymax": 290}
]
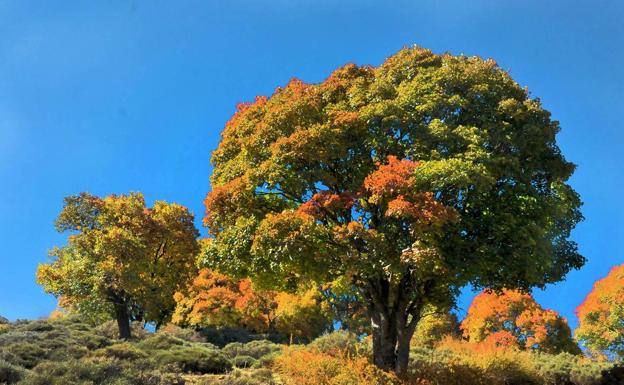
[{"xmin": 1, "ymin": 1, "xmax": 622, "ymax": 328}]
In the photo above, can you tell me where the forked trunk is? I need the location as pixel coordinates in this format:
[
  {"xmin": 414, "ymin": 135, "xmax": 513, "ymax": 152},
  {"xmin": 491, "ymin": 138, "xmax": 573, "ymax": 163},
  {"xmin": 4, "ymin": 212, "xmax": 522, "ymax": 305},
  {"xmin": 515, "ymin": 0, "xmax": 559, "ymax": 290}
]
[{"xmin": 370, "ymin": 306, "xmax": 418, "ymax": 377}]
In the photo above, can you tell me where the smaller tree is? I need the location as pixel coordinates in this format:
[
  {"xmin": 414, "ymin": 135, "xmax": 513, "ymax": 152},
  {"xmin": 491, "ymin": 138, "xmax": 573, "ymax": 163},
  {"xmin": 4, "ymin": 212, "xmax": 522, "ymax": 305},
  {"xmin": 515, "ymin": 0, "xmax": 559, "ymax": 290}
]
[
  {"xmin": 37, "ymin": 192, "xmax": 200, "ymax": 339},
  {"xmin": 461, "ymin": 289, "xmax": 579, "ymax": 354},
  {"xmin": 576, "ymin": 264, "xmax": 624, "ymax": 359}
]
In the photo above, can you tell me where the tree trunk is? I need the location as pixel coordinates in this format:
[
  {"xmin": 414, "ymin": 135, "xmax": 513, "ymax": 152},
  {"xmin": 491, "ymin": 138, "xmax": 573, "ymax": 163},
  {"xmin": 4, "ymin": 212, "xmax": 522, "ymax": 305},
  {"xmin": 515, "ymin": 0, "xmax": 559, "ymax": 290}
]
[
  {"xmin": 395, "ymin": 318, "xmax": 416, "ymax": 377},
  {"xmin": 367, "ymin": 275, "xmax": 423, "ymax": 378},
  {"xmin": 370, "ymin": 308, "xmax": 418, "ymax": 376},
  {"xmin": 114, "ymin": 302, "xmax": 132, "ymax": 340},
  {"xmin": 371, "ymin": 308, "xmax": 398, "ymax": 371}
]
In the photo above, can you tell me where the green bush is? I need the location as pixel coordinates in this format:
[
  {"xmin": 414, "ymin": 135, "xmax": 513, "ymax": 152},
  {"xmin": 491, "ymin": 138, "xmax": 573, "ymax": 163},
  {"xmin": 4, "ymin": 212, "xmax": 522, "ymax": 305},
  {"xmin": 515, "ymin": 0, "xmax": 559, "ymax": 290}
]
[
  {"xmin": 18, "ymin": 357, "xmax": 185, "ymax": 385},
  {"xmin": 152, "ymin": 346, "xmax": 232, "ymax": 374},
  {"xmin": 93, "ymin": 342, "xmax": 149, "ymax": 360},
  {"xmin": 252, "ymin": 351, "xmax": 281, "ymax": 368},
  {"xmin": 68, "ymin": 329, "xmax": 110, "ymax": 350},
  {"xmin": 231, "ymin": 355, "xmax": 257, "ymax": 368},
  {"xmin": 222, "ymin": 340, "xmax": 281, "ymax": 360},
  {"xmin": 533, "ymin": 352, "xmax": 610, "ymax": 385},
  {"xmin": 309, "ymin": 330, "xmax": 361, "ymax": 356},
  {"xmin": 21, "ymin": 321, "xmax": 55, "ymax": 333},
  {"xmin": 137, "ymin": 333, "xmax": 187, "ymax": 351},
  {"xmin": 0, "ymin": 359, "xmax": 26, "ymax": 384},
  {"xmin": 199, "ymin": 327, "xmax": 284, "ymax": 347},
  {"xmin": 1, "ymin": 342, "xmax": 47, "ymax": 369},
  {"xmin": 157, "ymin": 324, "xmax": 204, "ymax": 342}
]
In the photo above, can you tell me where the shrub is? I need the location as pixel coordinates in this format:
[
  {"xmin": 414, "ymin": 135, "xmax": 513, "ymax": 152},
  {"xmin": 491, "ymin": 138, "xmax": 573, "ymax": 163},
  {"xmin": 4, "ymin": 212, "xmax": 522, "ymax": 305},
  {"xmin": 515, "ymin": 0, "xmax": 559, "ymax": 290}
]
[
  {"xmin": 199, "ymin": 326, "xmax": 285, "ymax": 347},
  {"xmin": 406, "ymin": 338, "xmax": 611, "ymax": 385},
  {"xmin": 0, "ymin": 324, "xmax": 10, "ymax": 335},
  {"xmin": 67, "ymin": 329, "xmax": 110, "ymax": 350},
  {"xmin": 18, "ymin": 358, "xmax": 120, "ymax": 385},
  {"xmin": 197, "ymin": 368, "xmax": 277, "ymax": 385},
  {"xmin": 0, "ymin": 359, "xmax": 26, "ymax": 384},
  {"xmin": 137, "ymin": 333, "xmax": 187, "ymax": 351},
  {"xmin": 231, "ymin": 355, "xmax": 257, "ymax": 368},
  {"xmin": 93, "ymin": 342, "xmax": 149, "ymax": 360},
  {"xmin": 21, "ymin": 320, "xmax": 55, "ymax": 332},
  {"xmin": 1, "ymin": 342, "xmax": 48, "ymax": 368},
  {"xmin": 158, "ymin": 324, "xmax": 204, "ymax": 342},
  {"xmin": 252, "ymin": 351, "xmax": 281, "ymax": 368},
  {"xmin": 274, "ymin": 347, "xmax": 401, "ymax": 385},
  {"xmin": 309, "ymin": 331, "xmax": 361, "ymax": 356},
  {"xmin": 532, "ymin": 352, "xmax": 610, "ymax": 385},
  {"xmin": 222, "ymin": 340, "xmax": 281, "ymax": 360},
  {"xmin": 152, "ymin": 346, "xmax": 232, "ymax": 374},
  {"xmin": 19, "ymin": 357, "xmax": 185, "ymax": 385},
  {"xmin": 46, "ymin": 343, "xmax": 89, "ymax": 361}
]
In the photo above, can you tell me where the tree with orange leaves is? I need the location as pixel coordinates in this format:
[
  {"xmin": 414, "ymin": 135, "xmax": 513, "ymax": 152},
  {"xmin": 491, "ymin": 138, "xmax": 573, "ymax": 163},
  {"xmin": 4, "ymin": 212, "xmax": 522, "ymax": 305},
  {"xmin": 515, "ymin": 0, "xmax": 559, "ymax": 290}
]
[
  {"xmin": 172, "ymin": 269, "xmax": 243, "ymax": 329},
  {"xmin": 576, "ymin": 264, "xmax": 624, "ymax": 359},
  {"xmin": 201, "ymin": 47, "xmax": 583, "ymax": 375},
  {"xmin": 173, "ymin": 268, "xmax": 331, "ymax": 341},
  {"xmin": 461, "ymin": 289, "xmax": 579, "ymax": 354}
]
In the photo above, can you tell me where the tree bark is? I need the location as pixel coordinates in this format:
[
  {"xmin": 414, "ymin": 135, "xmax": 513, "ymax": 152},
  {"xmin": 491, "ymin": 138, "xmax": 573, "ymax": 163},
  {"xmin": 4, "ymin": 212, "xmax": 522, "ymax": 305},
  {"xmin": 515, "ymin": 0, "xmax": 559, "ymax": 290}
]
[
  {"xmin": 395, "ymin": 315, "xmax": 418, "ymax": 377},
  {"xmin": 367, "ymin": 277, "xmax": 422, "ymax": 377},
  {"xmin": 114, "ymin": 301, "xmax": 132, "ymax": 340}
]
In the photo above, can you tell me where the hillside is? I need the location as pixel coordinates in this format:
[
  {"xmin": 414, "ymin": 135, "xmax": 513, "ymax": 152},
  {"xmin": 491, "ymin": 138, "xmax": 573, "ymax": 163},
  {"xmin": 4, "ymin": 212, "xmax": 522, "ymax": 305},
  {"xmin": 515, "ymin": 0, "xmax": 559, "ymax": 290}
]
[{"xmin": 1, "ymin": 316, "xmax": 622, "ymax": 385}]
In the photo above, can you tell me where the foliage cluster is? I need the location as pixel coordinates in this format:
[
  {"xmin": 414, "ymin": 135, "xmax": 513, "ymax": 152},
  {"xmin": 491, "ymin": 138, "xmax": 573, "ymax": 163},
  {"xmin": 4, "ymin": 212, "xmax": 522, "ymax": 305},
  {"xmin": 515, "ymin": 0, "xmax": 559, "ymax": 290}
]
[
  {"xmin": 576, "ymin": 265, "xmax": 624, "ymax": 359},
  {"xmin": 172, "ymin": 268, "xmax": 331, "ymax": 343}
]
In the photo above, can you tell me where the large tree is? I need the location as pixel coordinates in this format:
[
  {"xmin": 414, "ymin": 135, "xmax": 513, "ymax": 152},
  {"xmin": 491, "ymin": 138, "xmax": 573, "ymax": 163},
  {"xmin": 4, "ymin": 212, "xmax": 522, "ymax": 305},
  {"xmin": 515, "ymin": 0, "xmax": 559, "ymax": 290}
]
[
  {"xmin": 576, "ymin": 264, "xmax": 624, "ymax": 359},
  {"xmin": 201, "ymin": 47, "xmax": 583, "ymax": 375},
  {"xmin": 37, "ymin": 192, "xmax": 200, "ymax": 339}
]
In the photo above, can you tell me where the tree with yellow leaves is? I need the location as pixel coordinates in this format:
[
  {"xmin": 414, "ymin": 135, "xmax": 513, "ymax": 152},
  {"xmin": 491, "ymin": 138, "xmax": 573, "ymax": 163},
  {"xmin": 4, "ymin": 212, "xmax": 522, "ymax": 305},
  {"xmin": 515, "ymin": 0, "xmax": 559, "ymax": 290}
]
[{"xmin": 37, "ymin": 192, "xmax": 199, "ymax": 339}]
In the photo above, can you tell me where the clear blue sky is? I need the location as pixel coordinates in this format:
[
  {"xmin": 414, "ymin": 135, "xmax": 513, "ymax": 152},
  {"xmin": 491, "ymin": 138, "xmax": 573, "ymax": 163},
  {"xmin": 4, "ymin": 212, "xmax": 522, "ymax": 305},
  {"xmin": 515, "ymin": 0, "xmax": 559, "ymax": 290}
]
[{"xmin": 1, "ymin": 1, "xmax": 622, "ymax": 328}]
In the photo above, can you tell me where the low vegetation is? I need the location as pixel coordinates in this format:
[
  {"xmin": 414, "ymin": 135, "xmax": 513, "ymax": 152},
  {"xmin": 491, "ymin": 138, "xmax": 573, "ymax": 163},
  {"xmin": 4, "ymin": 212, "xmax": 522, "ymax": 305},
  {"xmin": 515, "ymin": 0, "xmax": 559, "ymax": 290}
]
[{"xmin": 1, "ymin": 316, "xmax": 622, "ymax": 385}]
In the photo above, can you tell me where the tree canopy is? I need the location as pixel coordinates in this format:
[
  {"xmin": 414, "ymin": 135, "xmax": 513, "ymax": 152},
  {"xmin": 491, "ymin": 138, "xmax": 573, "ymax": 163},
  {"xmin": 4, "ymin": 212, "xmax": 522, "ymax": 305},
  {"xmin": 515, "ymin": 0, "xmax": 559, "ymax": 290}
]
[
  {"xmin": 198, "ymin": 46, "xmax": 581, "ymax": 375},
  {"xmin": 461, "ymin": 289, "xmax": 579, "ymax": 354},
  {"xmin": 37, "ymin": 192, "xmax": 200, "ymax": 339},
  {"xmin": 576, "ymin": 264, "xmax": 624, "ymax": 359}
]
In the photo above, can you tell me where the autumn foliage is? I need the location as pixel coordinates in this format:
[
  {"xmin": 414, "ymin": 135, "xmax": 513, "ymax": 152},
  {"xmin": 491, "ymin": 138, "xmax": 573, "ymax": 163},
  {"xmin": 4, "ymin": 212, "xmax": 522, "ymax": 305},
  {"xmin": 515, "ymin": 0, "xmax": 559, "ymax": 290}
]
[
  {"xmin": 461, "ymin": 289, "xmax": 579, "ymax": 354},
  {"xmin": 576, "ymin": 264, "xmax": 624, "ymax": 359},
  {"xmin": 172, "ymin": 268, "xmax": 331, "ymax": 342},
  {"xmin": 202, "ymin": 46, "xmax": 583, "ymax": 374},
  {"xmin": 36, "ymin": 192, "xmax": 200, "ymax": 339},
  {"xmin": 275, "ymin": 347, "xmax": 401, "ymax": 385}
]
